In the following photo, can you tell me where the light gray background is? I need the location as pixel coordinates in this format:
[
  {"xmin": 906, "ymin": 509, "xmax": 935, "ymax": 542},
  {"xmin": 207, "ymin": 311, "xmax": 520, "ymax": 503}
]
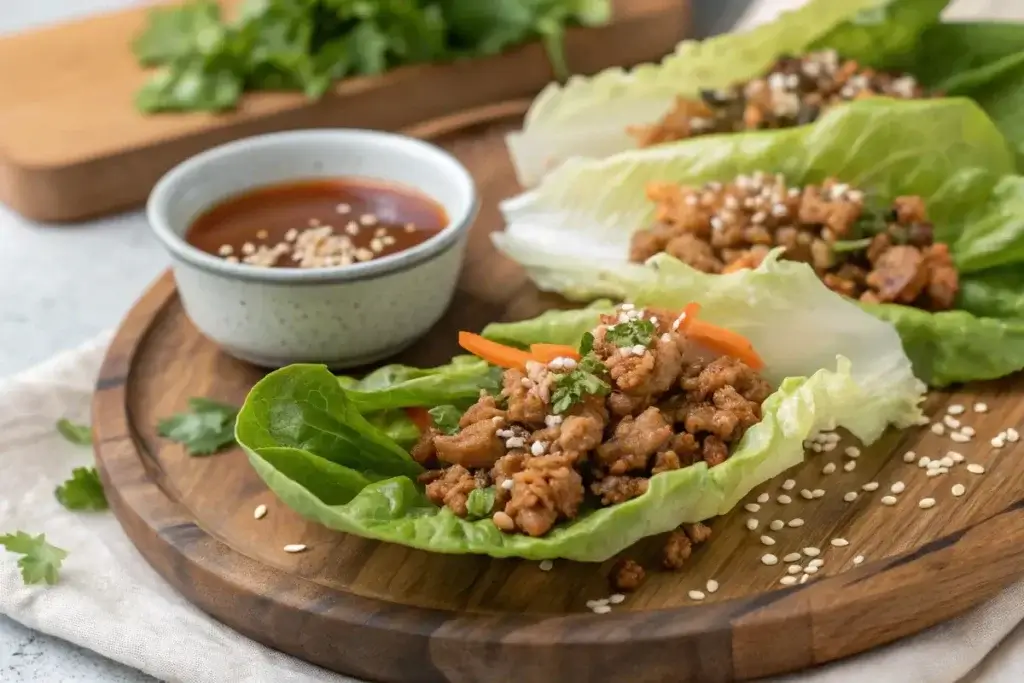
[{"xmin": 0, "ymin": 0, "xmax": 1013, "ymax": 680}]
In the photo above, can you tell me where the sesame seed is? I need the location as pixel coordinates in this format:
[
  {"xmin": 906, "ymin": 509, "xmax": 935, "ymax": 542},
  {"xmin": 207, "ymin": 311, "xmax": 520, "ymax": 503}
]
[
  {"xmin": 501, "ymin": 479, "xmax": 514, "ymax": 491},
  {"xmin": 761, "ymin": 554, "xmax": 779, "ymax": 566},
  {"xmin": 861, "ymin": 481, "xmax": 879, "ymax": 492},
  {"xmin": 812, "ymin": 489, "xmax": 825, "ymax": 499},
  {"xmin": 760, "ymin": 535, "xmax": 776, "ymax": 546},
  {"xmin": 217, "ymin": 244, "xmax": 234, "ymax": 256},
  {"xmin": 881, "ymin": 495, "xmax": 897, "ymax": 506},
  {"xmin": 943, "ymin": 416, "xmax": 961, "ymax": 429},
  {"xmin": 843, "ymin": 492, "xmax": 858, "ymax": 502},
  {"xmin": 783, "ymin": 552, "xmax": 802, "ymax": 563},
  {"xmin": 947, "ymin": 404, "xmax": 965, "ymax": 415},
  {"xmin": 799, "ymin": 574, "xmax": 810, "ymax": 584},
  {"xmin": 744, "ymin": 503, "xmax": 761, "ymax": 513},
  {"xmin": 780, "ymin": 575, "xmax": 798, "ymax": 585},
  {"xmin": 788, "ymin": 518, "xmax": 805, "ymax": 528},
  {"xmin": 505, "ymin": 437, "xmax": 525, "ymax": 449},
  {"xmin": 585, "ymin": 599, "xmax": 602, "ymax": 609},
  {"xmin": 757, "ymin": 492, "xmax": 770, "ymax": 504},
  {"xmin": 927, "ymin": 460, "xmax": 942, "ymax": 471},
  {"xmin": 283, "ymin": 544, "xmax": 307, "ymax": 553},
  {"xmin": 831, "ymin": 538, "xmax": 849, "ymax": 547},
  {"xmin": 918, "ymin": 456, "xmax": 931, "ymax": 468},
  {"xmin": 308, "ymin": 218, "xmax": 320, "ymax": 227},
  {"xmin": 973, "ymin": 402, "xmax": 988, "ymax": 413},
  {"xmin": 844, "ymin": 446, "xmax": 861, "ymax": 458},
  {"xmin": 1008, "ymin": 428, "xmax": 1020, "ymax": 443},
  {"xmin": 241, "ymin": 242, "xmax": 256, "ymax": 256},
  {"xmin": 889, "ymin": 482, "xmax": 905, "ymax": 494},
  {"xmin": 255, "ymin": 229, "xmax": 269, "ymax": 240},
  {"xmin": 787, "ymin": 564, "xmax": 802, "ymax": 574},
  {"xmin": 992, "ymin": 434, "xmax": 1006, "ymax": 448},
  {"xmin": 746, "ymin": 518, "xmax": 759, "ymax": 531},
  {"xmin": 853, "ymin": 555, "xmax": 864, "ymax": 565},
  {"xmin": 948, "ymin": 451, "xmax": 965, "ymax": 463},
  {"xmin": 539, "ymin": 560, "xmax": 554, "ymax": 571},
  {"xmin": 253, "ymin": 504, "xmax": 268, "ymax": 519},
  {"xmin": 544, "ymin": 415, "xmax": 563, "ymax": 428},
  {"xmin": 926, "ymin": 469, "xmax": 943, "ymax": 478},
  {"xmin": 822, "ymin": 462, "xmax": 836, "ymax": 475},
  {"xmin": 769, "ymin": 520, "xmax": 785, "ymax": 531},
  {"xmin": 689, "ymin": 590, "xmax": 706, "ymax": 601},
  {"xmin": 951, "ymin": 483, "xmax": 966, "ymax": 497},
  {"xmin": 706, "ymin": 579, "xmax": 719, "ymax": 594},
  {"xmin": 919, "ymin": 498, "xmax": 936, "ymax": 509},
  {"xmin": 800, "ymin": 489, "xmax": 814, "ymax": 500},
  {"xmin": 803, "ymin": 547, "xmax": 820, "ymax": 557},
  {"xmin": 808, "ymin": 559, "xmax": 824, "ymax": 569},
  {"xmin": 777, "ymin": 494, "xmax": 792, "ymax": 505},
  {"xmin": 950, "ymin": 432, "xmax": 971, "ymax": 443},
  {"xmin": 903, "ymin": 451, "xmax": 916, "ymax": 463},
  {"xmin": 843, "ymin": 460, "xmax": 856, "ymax": 472},
  {"xmin": 811, "ymin": 444, "xmax": 823, "ymax": 453},
  {"xmin": 967, "ymin": 464, "xmax": 985, "ymax": 475},
  {"xmin": 359, "ymin": 213, "xmax": 379, "ymax": 226},
  {"xmin": 803, "ymin": 565, "xmax": 819, "ymax": 575},
  {"xmin": 960, "ymin": 426, "xmax": 976, "ymax": 437},
  {"xmin": 335, "ymin": 203, "xmax": 351, "ymax": 214},
  {"xmin": 531, "ymin": 441, "xmax": 547, "ymax": 456},
  {"xmin": 938, "ymin": 456, "xmax": 954, "ymax": 468},
  {"xmin": 931, "ymin": 423, "xmax": 945, "ymax": 435},
  {"xmin": 609, "ymin": 593, "xmax": 626, "ymax": 604},
  {"xmin": 631, "ymin": 344, "xmax": 647, "ymax": 356},
  {"xmin": 592, "ymin": 604, "xmax": 612, "ymax": 614},
  {"xmin": 782, "ymin": 479, "xmax": 796, "ymax": 491},
  {"xmin": 822, "ymin": 442, "xmax": 837, "ymax": 453}
]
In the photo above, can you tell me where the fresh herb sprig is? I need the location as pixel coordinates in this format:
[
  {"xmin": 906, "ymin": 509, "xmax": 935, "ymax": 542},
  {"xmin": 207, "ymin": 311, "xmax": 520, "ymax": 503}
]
[
  {"xmin": 604, "ymin": 319, "xmax": 656, "ymax": 348},
  {"xmin": 157, "ymin": 397, "xmax": 239, "ymax": 456},
  {"xmin": 0, "ymin": 532, "xmax": 68, "ymax": 586},
  {"xmin": 549, "ymin": 332, "xmax": 610, "ymax": 414},
  {"xmin": 132, "ymin": 0, "xmax": 612, "ymax": 113},
  {"xmin": 55, "ymin": 468, "xmax": 109, "ymax": 511},
  {"xmin": 56, "ymin": 419, "xmax": 92, "ymax": 446}
]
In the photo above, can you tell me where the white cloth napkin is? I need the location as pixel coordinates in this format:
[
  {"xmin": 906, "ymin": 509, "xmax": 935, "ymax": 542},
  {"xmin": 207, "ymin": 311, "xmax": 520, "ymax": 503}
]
[{"xmin": 1, "ymin": 335, "xmax": 1024, "ymax": 683}]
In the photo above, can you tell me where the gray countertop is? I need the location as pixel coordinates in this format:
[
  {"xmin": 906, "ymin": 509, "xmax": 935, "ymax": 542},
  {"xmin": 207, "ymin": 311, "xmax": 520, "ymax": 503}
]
[{"xmin": 0, "ymin": 0, "xmax": 1014, "ymax": 681}]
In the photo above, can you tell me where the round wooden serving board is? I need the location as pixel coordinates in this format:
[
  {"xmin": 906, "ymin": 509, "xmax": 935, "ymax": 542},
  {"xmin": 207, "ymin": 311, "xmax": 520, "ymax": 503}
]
[{"xmin": 93, "ymin": 101, "xmax": 1024, "ymax": 683}]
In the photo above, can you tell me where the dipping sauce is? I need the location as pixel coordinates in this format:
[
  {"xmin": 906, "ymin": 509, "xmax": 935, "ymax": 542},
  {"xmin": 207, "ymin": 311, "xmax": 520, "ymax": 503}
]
[{"xmin": 186, "ymin": 178, "xmax": 448, "ymax": 268}]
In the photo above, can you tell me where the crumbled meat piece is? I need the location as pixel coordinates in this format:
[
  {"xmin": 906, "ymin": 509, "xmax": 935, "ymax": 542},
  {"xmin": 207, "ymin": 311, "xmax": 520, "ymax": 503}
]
[
  {"xmin": 629, "ymin": 222, "xmax": 677, "ymax": 263},
  {"xmin": 683, "ymin": 521, "xmax": 713, "ymax": 544},
  {"xmin": 434, "ymin": 419, "xmax": 506, "ymax": 469},
  {"xmin": 459, "ymin": 395, "xmax": 506, "ymax": 428},
  {"xmin": 662, "ymin": 530, "xmax": 692, "ymax": 569},
  {"xmin": 712, "ymin": 386, "xmax": 762, "ymax": 432},
  {"xmin": 665, "ymin": 233, "xmax": 723, "ymax": 273},
  {"xmin": 607, "ymin": 351, "xmax": 656, "ymax": 394},
  {"xmin": 410, "ymin": 428, "xmax": 439, "ymax": 467},
  {"xmin": 864, "ymin": 245, "xmax": 928, "ymax": 304},
  {"xmin": 502, "ymin": 368, "xmax": 548, "ymax": 428},
  {"xmin": 505, "ymin": 455, "xmax": 584, "ymax": 537},
  {"xmin": 893, "ymin": 195, "xmax": 928, "ymax": 224},
  {"xmin": 424, "ymin": 465, "xmax": 480, "ymax": 517},
  {"xmin": 590, "ymin": 476, "xmax": 649, "ymax": 505},
  {"xmin": 610, "ymin": 558, "xmax": 646, "ymax": 592},
  {"xmin": 683, "ymin": 356, "xmax": 771, "ymax": 404},
  {"xmin": 651, "ymin": 450, "xmax": 681, "ymax": 474},
  {"xmin": 922, "ymin": 243, "xmax": 959, "ymax": 310},
  {"xmin": 702, "ymin": 435, "xmax": 729, "ymax": 466},
  {"xmin": 666, "ymin": 432, "xmax": 702, "ymax": 466},
  {"xmin": 607, "ymin": 391, "xmax": 651, "ymax": 419},
  {"xmin": 596, "ymin": 407, "xmax": 673, "ymax": 475},
  {"xmin": 866, "ymin": 233, "xmax": 892, "ymax": 265},
  {"xmin": 798, "ymin": 186, "xmax": 862, "ymax": 237},
  {"xmin": 677, "ymin": 400, "xmax": 741, "ymax": 441}
]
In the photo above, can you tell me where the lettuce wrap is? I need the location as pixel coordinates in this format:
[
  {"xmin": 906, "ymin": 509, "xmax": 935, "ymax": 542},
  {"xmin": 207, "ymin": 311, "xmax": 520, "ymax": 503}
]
[
  {"xmin": 495, "ymin": 97, "xmax": 1024, "ymax": 386},
  {"xmin": 236, "ymin": 259, "xmax": 924, "ymax": 562},
  {"xmin": 507, "ymin": 0, "xmax": 1024, "ymax": 185}
]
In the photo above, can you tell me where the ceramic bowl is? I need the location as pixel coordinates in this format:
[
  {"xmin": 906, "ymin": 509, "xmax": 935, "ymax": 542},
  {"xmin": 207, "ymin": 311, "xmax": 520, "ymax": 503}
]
[{"xmin": 147, "ymin": 129, "xmax": 478, "ymax": 369}]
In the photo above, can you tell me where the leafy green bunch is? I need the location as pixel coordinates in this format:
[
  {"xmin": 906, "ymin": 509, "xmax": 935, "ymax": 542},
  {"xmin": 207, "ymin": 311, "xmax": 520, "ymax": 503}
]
[{"xmin": 132, "ymin": 0, "xmax": 611, "ymax": 112}]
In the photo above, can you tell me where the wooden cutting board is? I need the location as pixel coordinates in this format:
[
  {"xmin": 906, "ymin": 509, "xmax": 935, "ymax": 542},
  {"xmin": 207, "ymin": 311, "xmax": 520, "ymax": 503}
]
[
  {"xmin": 0, "ymin": 0, "xmax": 689, "ymax": 223},
  {"xmin": 92, "ymin": 101, "xmax": 1024, "ymax": 683}
]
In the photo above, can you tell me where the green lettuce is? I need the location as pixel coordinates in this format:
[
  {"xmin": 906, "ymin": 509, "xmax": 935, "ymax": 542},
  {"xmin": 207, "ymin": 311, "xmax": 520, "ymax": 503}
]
[
  {"xmin": 338, "ymin": 355, "xmax": 501, "ymax": 412},
  {"xmin": 496, "ymin": 98, "xmax": 1024, "ymax": 386},
  {"xmin": 236, "ymin": 262, "xmax": 923, "ymax": 562},
  {"xmin": 506, "ymin": 0, "xmax": 949, "ymax": 185}
]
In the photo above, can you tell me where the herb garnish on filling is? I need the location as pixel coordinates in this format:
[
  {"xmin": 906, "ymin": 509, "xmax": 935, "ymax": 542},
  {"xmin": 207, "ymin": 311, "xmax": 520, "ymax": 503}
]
[{"xmin": 605, "ymin": 319, "xmax": 656, "ymax": 348}]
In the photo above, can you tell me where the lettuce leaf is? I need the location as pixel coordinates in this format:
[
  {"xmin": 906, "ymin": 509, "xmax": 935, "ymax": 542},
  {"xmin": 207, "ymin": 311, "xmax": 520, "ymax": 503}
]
[
  {"xmin": 337, "ymin": 356, "xmax": 502, "ymax": 412},
  {"xmin": 237, "ymin": 264, "xmax": 923, "ymax": 562},
  {"xmin": 506, "ymin": 0, "xmax": 949, "ymax": 185},
  {"xmin": 496, "ymin": 97, "xmax": 1024, "ymax": 386}
]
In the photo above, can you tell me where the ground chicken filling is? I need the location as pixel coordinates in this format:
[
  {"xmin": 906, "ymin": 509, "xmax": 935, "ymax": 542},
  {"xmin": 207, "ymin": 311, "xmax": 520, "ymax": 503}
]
[
  {"xmin": 412, "ymin": 305, "xmax": 771, "ymax": 552},
  {"xmin": 629, "ymin": 174, "xmax": 959, "ymax": 310},
  {"xmin": 629, "ymin": 50, "xmax": 930, "ymax": 148}
]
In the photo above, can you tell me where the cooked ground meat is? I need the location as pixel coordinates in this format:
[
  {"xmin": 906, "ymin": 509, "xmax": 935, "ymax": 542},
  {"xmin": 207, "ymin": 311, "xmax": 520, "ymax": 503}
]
[
  {"xmin": 629, "ymin": 50, "xmax": 930, "ymax": 147},
  {"xmin": 415, "ymin": 304, "xmax": 769, "ymax": 557},
  {"xmin": 629, "ymin": 174, "xmax": 959, "ymax": 312},
  {"xmin": 662, "ymin": 522, "xmax": 713, "ymax": 569},
  {"xmin": 610, "ymin": 558, "xmax": 646, "ymax": 592}
]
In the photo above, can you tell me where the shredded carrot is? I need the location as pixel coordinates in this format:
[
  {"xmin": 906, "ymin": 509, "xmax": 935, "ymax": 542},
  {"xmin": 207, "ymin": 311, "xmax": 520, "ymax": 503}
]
[
  {"xmin": 405, "ymin": 407, "xmax": 433, "ymax": 432},
  {"xmin": 458, "ymin": 331, "xmax": 532, "ymax": 370},
  {"xmin": 686, "ymin": 319, "xmax": 765, "ymax": 370},
  {"xmin": 529, "ymin": 343, "xmax": 581, "ymax": 363},
  {"xmin": 674, "ymin": 302, "xmax": 702, "ymax": 333}
]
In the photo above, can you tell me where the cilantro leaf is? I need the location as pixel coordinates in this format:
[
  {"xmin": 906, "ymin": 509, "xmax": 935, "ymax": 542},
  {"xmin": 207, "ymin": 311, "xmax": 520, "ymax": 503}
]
[
  {"xmin": 56, "ymin": 418, "xmax": 92, "ymax": 446},
  {"xmin": 157, "ymin": 397, "xmax": 239, "ymax": 456},
  {"xmin": 579, "ymin": 331, "xmax": 595, "ymax": 355},
  {"xmin": 0, "ymin": 532, "xmax": 68, "ymax": 586},
  {"xmin": 550, "ymin": 363, "xmax": 610, "ymax": 414},
  {"xmin": 54, "ymin": 467, "xmax": 109, "ymax": 511},
  {"xmin": 466, "ymin": 487, "xmax": 496, "ymax": 519},
  {"xmin": 428, "ymin": 405, "xmax": 463, "ymax": 435},
  {"xmin": 132, "ymin": 0, "xmax": 224, "ymax": 66},
  {"xmin": 605, "ymin": 319, "xmax": 656, "ymax": 348}
]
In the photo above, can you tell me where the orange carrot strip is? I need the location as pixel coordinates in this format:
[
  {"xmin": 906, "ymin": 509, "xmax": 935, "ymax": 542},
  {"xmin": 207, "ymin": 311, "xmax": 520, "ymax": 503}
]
[
  {"xmin": 529, "ymin": 343, "xmax": 581, "ymax": 363},
  {"xmin": 685, "ymin": 319, "xmax": 765, "ymax": 371},
  {"xmin": 405, "ymin": 407, "xmax": 433, "ymax": 432},
  {"xmin": 674, "ymin": 302, "xmax": 702, "ymax": 333},
  {"xmin": 458, "ymin": 331, "xmax": 532, "ymax": 370}
]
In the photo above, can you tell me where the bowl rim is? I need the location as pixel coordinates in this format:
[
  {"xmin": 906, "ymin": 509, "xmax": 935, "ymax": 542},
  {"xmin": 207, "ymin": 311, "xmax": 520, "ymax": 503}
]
[{"xmin": 147, "ymin": 128, "xmax": 479, "ymax": 284}]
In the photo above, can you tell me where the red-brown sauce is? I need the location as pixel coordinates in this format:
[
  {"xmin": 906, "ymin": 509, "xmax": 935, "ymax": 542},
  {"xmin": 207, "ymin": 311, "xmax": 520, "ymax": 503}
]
[{"xmin": 186, "ymin": 178, "xmax": 448, "ymax": 268}]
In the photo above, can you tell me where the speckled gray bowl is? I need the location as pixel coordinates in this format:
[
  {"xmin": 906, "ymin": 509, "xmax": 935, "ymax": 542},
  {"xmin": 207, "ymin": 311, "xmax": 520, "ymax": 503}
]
[{"xmin": 147, "ymin": 129, "xmax": 478, "ymax": 369}]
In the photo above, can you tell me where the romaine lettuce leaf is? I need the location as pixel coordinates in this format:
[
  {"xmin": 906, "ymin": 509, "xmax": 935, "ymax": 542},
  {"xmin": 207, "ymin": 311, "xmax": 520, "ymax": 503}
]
[
  {"xmin": 337, "ymin": 355, "xmax": 501, "ymax": 412},
  {"xmin": 495, "ymin": 98, "xmax": 1024, "ymax": 385},
  {"xmin": 237, "ymin": 262, "xmax": 924, "ymax": 562},
  {"xmin": 506, "ymin": 0, "xmax": 949, "ymax": 185}
]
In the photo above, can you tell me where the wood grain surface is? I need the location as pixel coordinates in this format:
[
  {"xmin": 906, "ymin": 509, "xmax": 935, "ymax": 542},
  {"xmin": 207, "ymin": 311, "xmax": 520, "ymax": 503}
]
[
  {"xmin": 0, "ymin": 0, "xmax": 689, "ymax": 223},
  {"xmin": 93, "ymin": 102, "xmax": 1024, "ymax": 683}
]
